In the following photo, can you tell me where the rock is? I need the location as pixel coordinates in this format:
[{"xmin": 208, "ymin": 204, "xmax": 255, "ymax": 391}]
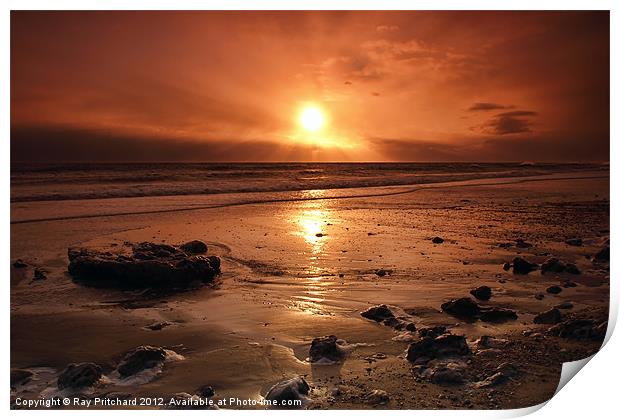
[
  {"xmin": 145, "ymin": 321, "xmax": 171, "ymax": 331},
  {"xmin": 562, "ymin": 280, "xmax": 578, "ymax": 288},
  {"xmin": 432, "ymin": 236, "xmax": 444, "ymax": 244},
  {"xmin": 315, "ymin": 233, "xmax": 324, "ymax": 237},
  {"xmin": 533, "ymin": 308, "xmax": 563, "ymax": 324},
  {"xmin": 361, "ymin": 304, "xmax": 395, "ymax": 322},
  {"xmin": 265, "ymin": 377, "xmax": 310, "ymax": 407},
  {"xmin": 555, "ymin": 302, "xmax": 574, "ymax": 310},
  {"xmin": 405, "ymin": 322, "xmax": 417, "ymax": 332},
  {"xmin": 13, "ymin": 259, "xmax": 28, "ymax": 268},
  {"xmin": 375, "ymin": 269, "xmax": 387, "ymax": 277},
  {"xmin": 475, "ymin": 372, "xmax": 509, "ymax": 388},
  {"xmin": 565, "ymin": 264, "xmax": 581, "ymax": 275},
  {"xmin": 470, "ymin": 286, "xmax": 492, "ymax": 301},
  {"xmin": 475, "ymin": 336, "xmax": 508, "ymax": 349},
  {"xmin": 383, "ymin": 317, "xmax": 406, "ymax": 329},
  {"xmin": 502, "ymin": 262, "xmax": 511, "ymax": 271},
  {"xmin": 515, "ymin": 239, "xmax": 532, "ymax": 248},
  {"xmin": 11, "ymin": 369, "xmax": 33, "ymax": 387},
  {"xmin": 418, "ymin": 326, "xmax": 447, "ymax": 338},
  {"xmin": 117, "ymin": 346, "xmax": 167, "ymax": 378},
  {"xmin": 441, "ymin": 297, "xmax": 481, "ymax": 318},
  {"xmin": 406, "ymin": 334, "xmax": 470, "ymax": 364},
  {"xmin": 565, "ymin": 238, "xmax": 583, "ymax": 246},
  {"xmin": 547, "ymin": 319, "xmax": 606, "ymax": 340},
  {"xmin": 366, "ymin": 389, "xmax": 389, "ymax": 405},
  {"xmin": 512, "ymin": 257, "xmax": 537, "ymax": 274},
  {"xmin": 196, "ymin": 385, "xmax": 215, "ymax": 398},
  {"xmin": 67, "ymin": 242, "xmax": 221, "ymax": 289},
  {"xmin": 541, "ymin": 258, "xmax": 566, "ymax": 274},
  {"xmin": 309, "ymin": 335, "xmax": 345, "ymax": 363},
  {"xmin": 534, "ymin": 293, "xmax": 545, "ymax": 300},
  {"xmin": 57, "ymin": 362, "xmax": 102, "ymax": 390},
  {"xmin": 479, "ymin": 308, "xmax": 518, "ymax": 323},
  {"xmin": 33, "ymin": 268, "xmax": 47, "ymax": 281},
  {"xmin": 430, "ymin": 364, "xmax": 465, "ymax": 384},
  {"xmin": 546, "ymin": 285, "xmax": 562, "ymax": 294},
  {"xmin": 179, "ymin": 240, "xmax": 208, "ymax": 254},
  {"xmin": 593, "ymin": 246, "xmax": 609, "ymax": 262}
]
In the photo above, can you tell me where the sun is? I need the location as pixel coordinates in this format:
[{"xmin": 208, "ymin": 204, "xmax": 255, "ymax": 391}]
[{"xmin": 299, "ymin": 105, "xmax": 326, "ymax": 132}]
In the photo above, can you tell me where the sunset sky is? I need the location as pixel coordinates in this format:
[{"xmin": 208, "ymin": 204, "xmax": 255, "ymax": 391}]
[{"xmin": 11, "ymin": 11, "xmax": 609, "ymax": 162}]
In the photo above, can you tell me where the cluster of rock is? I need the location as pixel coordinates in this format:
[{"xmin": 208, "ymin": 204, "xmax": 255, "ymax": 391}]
[
  {"xmin": 55, "ymin": 345, "xmax": 173, "ymax": 391},
  {"xmin": 67, "ymin": 241, "xmax": 220, "ymax": 289},
  {"xmin": 360, "ymin": 304, "xmax": 416, "ymax": 331}
]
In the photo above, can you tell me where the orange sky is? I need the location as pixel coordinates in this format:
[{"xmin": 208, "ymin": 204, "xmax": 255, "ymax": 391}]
[{"xmin": 11, "ymin": 11, "xmax": 609, "ymax": 162}]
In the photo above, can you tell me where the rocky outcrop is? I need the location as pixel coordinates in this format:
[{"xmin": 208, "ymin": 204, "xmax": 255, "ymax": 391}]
[
  {"xmin": 117, "ymin": 346, "xmax": 167, "ymax": 378},
  {"xmin": 57, "ymin": 362, "xmax": 102, "ymax": 390},
  {"xmin": 512, "ymin": 257, "xmax": 538, "ymax": 274},
  {"xmin": 67, "ymin": 242, "xmax": 221, "ymax": 289}
]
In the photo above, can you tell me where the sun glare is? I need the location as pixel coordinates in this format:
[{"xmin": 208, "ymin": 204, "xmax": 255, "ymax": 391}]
[{"xmin": 299, "ymin": 106, "xmax": 326, "ymax": 132}]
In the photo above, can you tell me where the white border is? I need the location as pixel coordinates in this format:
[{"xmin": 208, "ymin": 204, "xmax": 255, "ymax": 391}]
[{"xmin": 3, "ymin": 1, "xmax": 617, "ymax": 419}]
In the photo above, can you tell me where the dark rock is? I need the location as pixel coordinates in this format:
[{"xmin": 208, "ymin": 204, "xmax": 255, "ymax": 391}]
[
  {"xmin": 309, "ymin": 335, "xmax": 345, "ymax": 363},
  {"xmin": 441, "ymin": 297, "xmax": 481, "ymax": 318},
  {"xmin": 502, "ymin": 262, "xmax": 511, "ymax": 271},
  {"xmin": 405, "ymin": 322, "xmax": 417, "ymax": 332},
  {"xmin": 179, "ymin": 240, "xmax": 208, "ymax": 254},
  {"xmin": 406, "ymin": 334, "xmax": 470, "ymax": 364},
  {"xmin": 265, "ymin": 377, "xmax": 309, "ymax": 407},
  {"xmin": 565, "ymin": 264, "xmax": 581, "ymax": 275},
  {"xmin": 117, "ymin": 346, "xmax": 167, "ymax": 377},
  {"xmin": 315, "ymin": 233, "xmax": 324, "ymax": 237},
  {"xmin": 541, "ymin": 258, "xmax": 566, "ymax": 274},
  {"xmin": 512, "ymin": 257, "xmax": 537, "ymax": 275},
  {"xmin": 555, "ymin": 302, "xmax": 574, "ymax": 310},
  {"xmin": 383, "ymin": 317, "xmax": 405, "ymax": 329},
  {"xmin": 546, "ymin": 285, "xmax": 562, "ymax": 294},
  {"xmin": 145, "ymin": 321, "xmax": 171, "ymax": 331},
  {"xmin": 479, "ymin": 308, "xmax": 518, "ymax": 323},
  {"xmin": 418, "ymin": 326, "xmax": 447, "ymax": 338},
  {"xmin": 432, "ymin": 236, "xmax": 444, "ymax": 244},
  {"xmin": 593, "ymin": 246, "xmax": 609, "ymax": 262},
  {"xmin": 196, "ymin": 385, "xmax": 215, "ymax": 398},
  {"xmin": 57, "ymin": 362, "xmax": 102, "ymax": 390},
  {"xmin": 565, "ymin": 238, "xmax": 583, "ymax": 246},
  {"xmin": 366, "ymin": 389, "xmax": 389, "ymax": 405},
  {"xmin": 515, "ymin": 239, "xmax": 532, "ymax": 248},
  {"xmin": 361, "ymin": 304, "xmax": 395, "ymax": 322},
  {"xmin": 533, "ymin": 308, "xmax": 563, "ymax": 324},
  {"xmin": 375, "ymin": 269, "xmax": 387, "ymax": 277},
  {"xmin": 470, "ymin": 286, "xmax": 492, "ymax": 301},
  {"xmin": 33, "ymin": 268, "xmax": 47, "ymax": 281},
  {"xmin": 67, "ymin": 242, "xmax": 221, "ymax": 290},
  {"xmin": 11, "ymin": 369, "xmax": 33, "ymax": 387},
  {"xmin": 534, "ymin": 293, "xmax": 545, "ymax": 300},
  {"xmin": 430, "ymin": 364, "xmax": 465, "ymax": 384},
  {"xmin": 562, "ymin": 280, "xmax": 578, "ymax": 288},
  {"xmin": 547, "ymin": 319, "xmax": 606, "ymax": 340},
  {"xmin": 13, "ymin": 259, "xmax": 28, "ymax": 268}
]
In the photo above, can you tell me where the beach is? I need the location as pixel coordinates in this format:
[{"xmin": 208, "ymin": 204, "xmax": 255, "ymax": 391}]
[{"xmin": 10, "ymin": 164, "xmax": 610, "ymax": 409}]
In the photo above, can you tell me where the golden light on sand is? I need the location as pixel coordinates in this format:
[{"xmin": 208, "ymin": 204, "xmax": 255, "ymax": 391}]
[{"xmin": 299, "ymin": 105, "xmax": 326, "ymax": 132}]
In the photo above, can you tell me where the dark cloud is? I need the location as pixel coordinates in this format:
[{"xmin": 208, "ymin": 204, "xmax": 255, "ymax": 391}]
[
  {"xmin": 474, "ymin": 110, "xmax": 538, "ymax": 135},
  {"xmin": 467, "ymin": 102, "xmax": 511, "ymax": 111}
]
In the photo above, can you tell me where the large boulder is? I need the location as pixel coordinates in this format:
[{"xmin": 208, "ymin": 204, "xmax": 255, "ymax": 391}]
[
  {"xmin": 308, "ymin": 335, "xmax": 345, "ymax": 363},
  {"xmin": 117, "ymin": 346, "xmax": 167, "ymax": 378},
  {"xmin": 57, "ymin": 362, "xmax": 102, "ymax": 390},
  {"xmin": 406, "ymin": 334, "xmax": 470, "ymax": 364},
  {"xmin": 67, "ymin": 242, "xmax": 221, "ymax": 289},
  {"xmin": 264, "ymin": 377, "xmax": 310, "ymax": 407},
  {"xmin": 441, "ymin": 297, "xmax": 481, "ymax": 318}
]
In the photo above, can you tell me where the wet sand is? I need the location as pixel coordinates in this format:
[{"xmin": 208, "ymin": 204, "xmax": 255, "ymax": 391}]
[{"xmin": 10, "ymin": 172, "xmax": 609, "ymax": 409}]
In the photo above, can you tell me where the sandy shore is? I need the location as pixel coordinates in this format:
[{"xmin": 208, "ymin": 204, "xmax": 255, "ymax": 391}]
[{"xmin": 10, "ymin": 172, "xmax": 609, "ymax": 409}]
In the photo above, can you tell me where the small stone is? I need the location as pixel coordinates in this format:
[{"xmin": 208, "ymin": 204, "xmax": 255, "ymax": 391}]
[
  {"xmin": 179, "ymin": 240, "xmax": 208, "ymax": 254},
  {"xmin": 502, "ymin": 262, "xmax": 511, "ymax": 271},
  {"xmin": 361, "ymin": 304, "xmax": 395, "ymax": 322},
  {"xmin": 515, "ymin": 239, "xmax": 532, "ymax": 248},
  {"xmin": 565, "ymin": 264, "xmax": 581, "ymax": 275},
  {"xmin": 309, "ymin": 335, "xmax": 344, "ymax": 363},
  {"xmin": 366, "ymin": 389, "xmax": 389, "ymax": 405},
  {"xmin": 33, "ymin": 268, "xmax": 47, "ymax": 281},
  {"xmin": 441, "ymin": 297, "xmax": 481, "ymax": 318},
  {"xmin": 57, "ymin": 362, "xmax": 102, "ymax": 390},
  {"xmin": 470, "ymin": 286, "xmax": 492, "ymax": 301},
  {"xmin": 265, "ymin": 377, "xmax": 309, "ymax": 407},
  {"xmin": 418, "ymin": 326, "xmax": 447, "ymax": 338},
  {"xmin": 565, "ymin": 238, "xmax": 583, "ymax": 246},
  {"xmin": 13, "ymin": 259, "xmax": 28, "ymax": 268},
  {"xmin": 117, "ymin": 346, "xmax": 167, "ymax": 378},
  {"xmin": 546, "ymin": 285, "xmax": 563, "ymax": 294},
  {"xmin": 555, "ymin": 302, "xmax": 574, "ymax": 310},
  {"xmin": 406, "ymin": 334, "xmax": 470, "ymax": 363},
  {"xmin": 375, "ymin": 269, "xmax": 387, "ymax": 277},
  {"xmin": 432, "ymin": 236, "xmax": 444, "ymax": 244},
  {"xmin": 512, "ymin": 257, "xmax": 538, "ymax": 275},
  {"xmin": 534, "ymin": 293, "xmax": 545, "ymax": 300},
  {"xmin": 145, "ymin": 321, "xmax": 171, "ymax": 331}
]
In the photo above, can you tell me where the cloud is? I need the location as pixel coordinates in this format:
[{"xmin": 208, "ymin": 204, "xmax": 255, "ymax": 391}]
[
  {"xmin": 475, "ymin": 110, "xmax": 538, "ymax": 135},
  {"xmin": 467, "ymin": 102, "xmax": 511, "ymax": 111},
  {"xmin": 376, "ymin": 25, "xmax": 400, "ymax": 33}
]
